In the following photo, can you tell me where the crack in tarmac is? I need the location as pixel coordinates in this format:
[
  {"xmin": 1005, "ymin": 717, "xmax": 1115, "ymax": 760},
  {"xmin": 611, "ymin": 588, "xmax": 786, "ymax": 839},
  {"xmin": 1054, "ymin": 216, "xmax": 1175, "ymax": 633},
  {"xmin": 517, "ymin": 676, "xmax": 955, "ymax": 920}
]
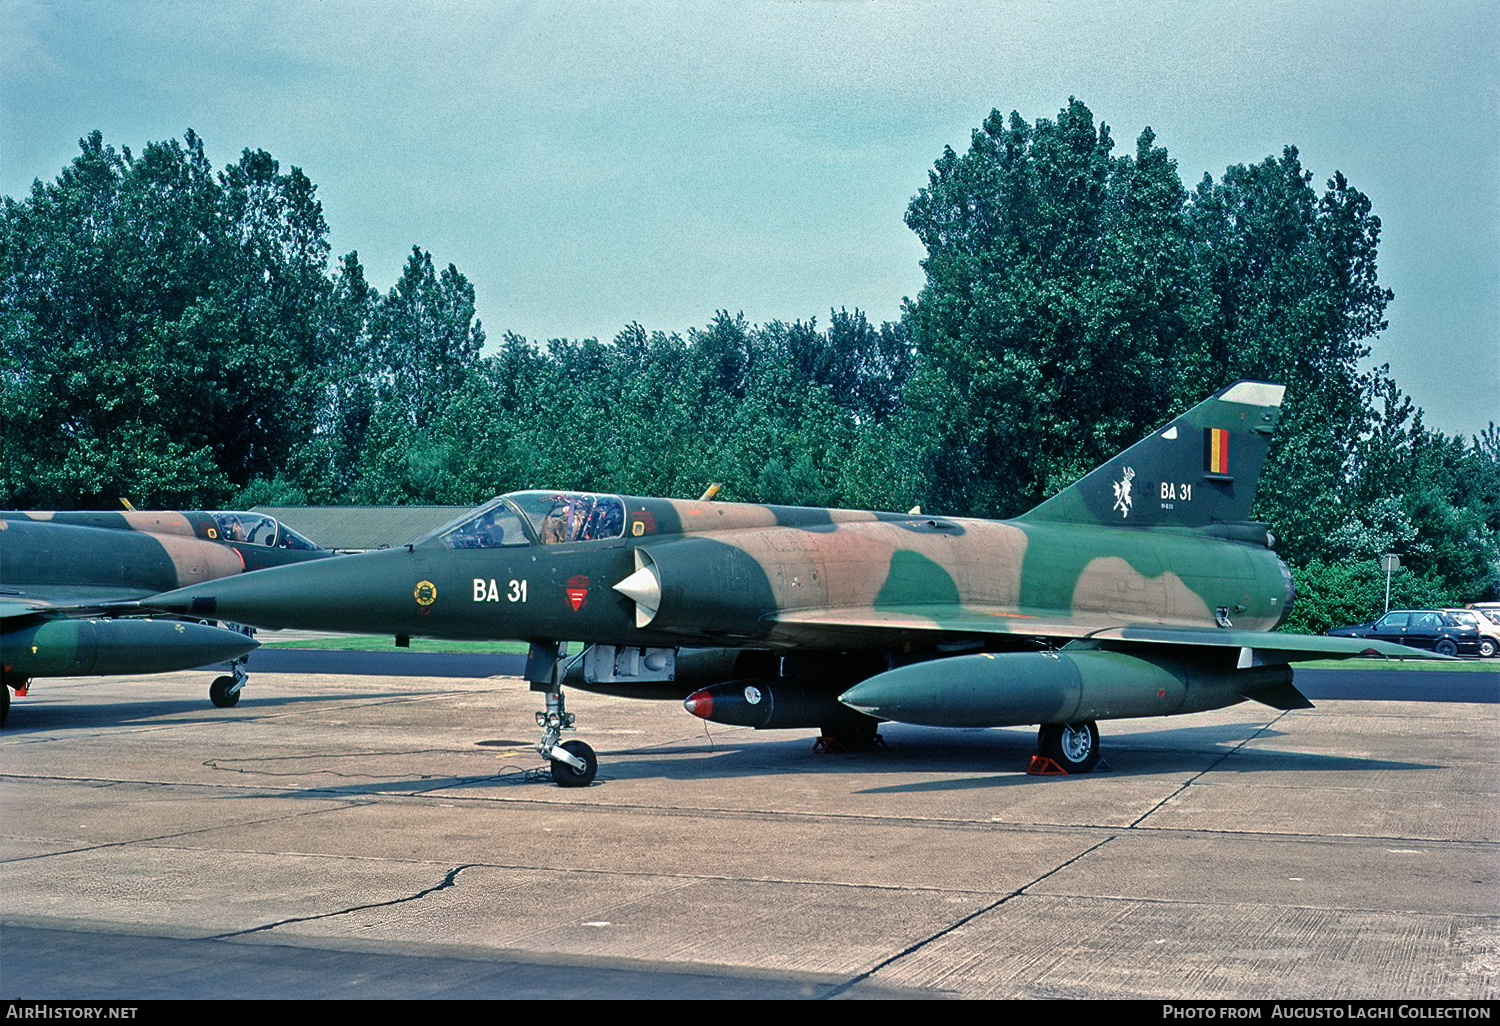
[
  {"xmin": 1127, "ymin": 711, "xmax": 1292, "ymax": 828},
  {"xmin": 819, "ymin": 834, "xmax": 1120, "ymax": 999},
  {"xmin": 204, "ymin": 864, "xmax": 476, "ymax": 940}
]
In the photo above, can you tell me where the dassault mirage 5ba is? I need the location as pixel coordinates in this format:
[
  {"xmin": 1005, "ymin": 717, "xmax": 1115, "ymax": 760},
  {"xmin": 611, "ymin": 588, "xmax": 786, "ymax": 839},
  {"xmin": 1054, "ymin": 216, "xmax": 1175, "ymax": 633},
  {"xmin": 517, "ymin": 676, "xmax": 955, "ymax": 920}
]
[
  {"xmin": 147, "ymin": 383, "xmax": 1439, "ymax": 784},
  {"xmin": 0, "ymin": 509, "xmax": 331, "ymax": 724}
]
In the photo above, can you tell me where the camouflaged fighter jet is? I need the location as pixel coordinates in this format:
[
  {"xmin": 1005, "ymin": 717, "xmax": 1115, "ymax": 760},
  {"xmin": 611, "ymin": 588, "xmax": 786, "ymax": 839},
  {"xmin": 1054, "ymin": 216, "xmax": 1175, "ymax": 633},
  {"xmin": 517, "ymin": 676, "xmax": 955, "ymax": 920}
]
[
  {"xmin": 145, "ymin": 382, "xmax": 1442, "ymax": 784},
  {"xmin": 0, "ymin": 509, "xmax": 332, "ymax": 724}
]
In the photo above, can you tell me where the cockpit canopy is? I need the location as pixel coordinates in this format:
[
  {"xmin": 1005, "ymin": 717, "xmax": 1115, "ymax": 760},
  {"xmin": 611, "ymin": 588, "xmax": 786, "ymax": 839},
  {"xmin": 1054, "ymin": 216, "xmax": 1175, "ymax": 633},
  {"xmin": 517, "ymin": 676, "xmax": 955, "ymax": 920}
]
[
  {"xmin": 428, "ymin": 492, "xmax": 627, "ymax": 549},
  {"xmin": 209, "ymin": 511, "xmax": 322, "ymax": 551}
]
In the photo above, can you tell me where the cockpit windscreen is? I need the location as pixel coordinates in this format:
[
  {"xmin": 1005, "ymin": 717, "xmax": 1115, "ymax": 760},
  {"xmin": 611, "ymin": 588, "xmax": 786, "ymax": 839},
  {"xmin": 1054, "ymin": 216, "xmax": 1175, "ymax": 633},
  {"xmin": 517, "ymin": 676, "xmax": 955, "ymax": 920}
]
[
  {"xmin": 507, "ymin": 492, "xmax": 626, "ymax": 545},
  {"xmin": 439, "ymin": 498, "xmax": 531, "ymax": 549},
  {"xmin": 209, "ymin": 511, "xmax": 322, "ymax": 550},
  {"xmin": 425, "ymin": 492, "xmax": 627, "ymax": 549}
]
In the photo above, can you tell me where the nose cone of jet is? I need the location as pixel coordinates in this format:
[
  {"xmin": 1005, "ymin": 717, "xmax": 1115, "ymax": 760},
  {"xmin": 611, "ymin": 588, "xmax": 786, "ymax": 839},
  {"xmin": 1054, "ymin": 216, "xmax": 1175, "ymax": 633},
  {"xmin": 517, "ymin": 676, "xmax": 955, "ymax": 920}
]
[{"xmin": 149, "ymin": 549, "xmax": 423, "ymax": 634}]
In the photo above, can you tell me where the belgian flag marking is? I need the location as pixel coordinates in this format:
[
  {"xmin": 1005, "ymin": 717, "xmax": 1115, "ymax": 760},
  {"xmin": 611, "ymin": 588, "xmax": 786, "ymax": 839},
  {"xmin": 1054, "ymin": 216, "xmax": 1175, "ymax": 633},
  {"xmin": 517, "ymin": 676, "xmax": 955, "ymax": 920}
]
[{"xmin": 1205, "ymin": 428, "xmax": 1230, "ymax": 474}]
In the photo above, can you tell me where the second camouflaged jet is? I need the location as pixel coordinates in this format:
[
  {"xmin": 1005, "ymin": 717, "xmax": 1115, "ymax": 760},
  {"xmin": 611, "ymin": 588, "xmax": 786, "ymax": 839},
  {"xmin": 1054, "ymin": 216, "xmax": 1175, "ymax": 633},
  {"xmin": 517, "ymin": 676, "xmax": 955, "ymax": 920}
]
[
  {"xmin": 147, "ymin": 383, "xmax": 1440, "ymax": 784},
  {"xmin": 1, "ymin": 509, "xmax": 331, "ymax": 724}
]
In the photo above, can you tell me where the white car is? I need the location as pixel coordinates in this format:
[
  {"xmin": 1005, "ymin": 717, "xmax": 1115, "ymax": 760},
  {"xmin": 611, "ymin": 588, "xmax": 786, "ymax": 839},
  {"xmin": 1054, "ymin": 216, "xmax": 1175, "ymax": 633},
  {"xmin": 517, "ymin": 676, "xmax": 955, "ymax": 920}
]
[{"xmin": 1443, "ymin": 609, "xmax": 1500, "ymax": 658}]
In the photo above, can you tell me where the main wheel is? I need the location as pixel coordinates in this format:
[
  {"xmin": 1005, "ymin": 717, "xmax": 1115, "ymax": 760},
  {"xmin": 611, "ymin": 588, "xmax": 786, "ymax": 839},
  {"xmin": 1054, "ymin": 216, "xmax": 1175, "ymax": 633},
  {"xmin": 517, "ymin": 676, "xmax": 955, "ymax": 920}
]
[
  {"xmin": 550, "ymin": 739, "xmax": 597, "ymax": 787},
  {"xmin": 1434, "ymin": 639, "xmax": 1460, "ymax": 657},
  {"xmin": 1037, "ymin": 721, "xmax": 1101, "ymax": 774},
  {"xmin": 209, "ymin": 675, "xmax": 241, "ymax": 708},
  {"xmin": 1478, "ymin": 638, "xmax": 1497, "ymax": 659}
]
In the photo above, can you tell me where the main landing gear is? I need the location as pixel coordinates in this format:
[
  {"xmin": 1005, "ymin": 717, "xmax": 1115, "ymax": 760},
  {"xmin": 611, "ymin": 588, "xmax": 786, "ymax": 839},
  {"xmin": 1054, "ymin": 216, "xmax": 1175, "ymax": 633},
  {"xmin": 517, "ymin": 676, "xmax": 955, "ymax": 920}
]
[
  {"xmin": 1, "ymin": 673, "xmax": 32, "ymax": 728},
  {"xmin": 1034, "ymin": 720, "xmax": 1102, "ymax": 774},
  {"xmin": 528, "ymin": 642, "xmax": 597, "ymax": 787}
]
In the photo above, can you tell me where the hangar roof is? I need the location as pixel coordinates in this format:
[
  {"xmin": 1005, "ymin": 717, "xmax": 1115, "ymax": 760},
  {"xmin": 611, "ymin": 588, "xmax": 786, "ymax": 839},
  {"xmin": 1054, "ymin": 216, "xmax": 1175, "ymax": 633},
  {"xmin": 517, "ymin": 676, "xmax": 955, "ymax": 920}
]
[{"xmin": 250, "ymin": 506, "xmax": 472, "ymax": 552}]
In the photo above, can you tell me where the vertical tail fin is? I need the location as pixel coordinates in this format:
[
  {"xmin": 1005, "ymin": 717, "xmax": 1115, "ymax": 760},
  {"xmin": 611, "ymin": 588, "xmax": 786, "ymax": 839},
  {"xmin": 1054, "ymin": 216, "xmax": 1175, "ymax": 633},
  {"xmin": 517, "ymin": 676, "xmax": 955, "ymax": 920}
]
[{"xmin": 1016, "ymin": 382, "xmax": 1284, "ymax": 529}]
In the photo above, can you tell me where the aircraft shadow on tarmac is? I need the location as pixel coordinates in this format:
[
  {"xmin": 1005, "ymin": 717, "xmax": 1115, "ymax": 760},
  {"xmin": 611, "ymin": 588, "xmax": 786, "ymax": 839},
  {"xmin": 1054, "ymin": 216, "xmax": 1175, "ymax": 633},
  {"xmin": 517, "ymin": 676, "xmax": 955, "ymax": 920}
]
[
  {"xmin": 602, "ymin": 716, "xmax": 1433, "ymax": 784},
  {"xmin": 196, "ymin": 770, "xmax": 548, "ymax": 800},
  {"xmin": 590, "ymin": 730, "xmax": 1438, "ymax": 792},
  {"xmin": 157, "ymin": 720, "xmax": 1439, "ymax": 801}
]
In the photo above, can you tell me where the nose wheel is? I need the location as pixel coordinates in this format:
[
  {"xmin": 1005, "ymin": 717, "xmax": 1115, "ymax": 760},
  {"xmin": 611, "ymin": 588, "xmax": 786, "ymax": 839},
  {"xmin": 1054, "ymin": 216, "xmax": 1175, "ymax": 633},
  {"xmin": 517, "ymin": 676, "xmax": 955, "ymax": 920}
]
[
  {"xmin": 208, "ymin": 640, "xmax": 252, "ymax": 708},
  {"xmin": 209, "ymin": 673, "xmax": 242, "ymax": 708},
  {"xmin": 550, "ymin": 739, "xmax": 598, "ymax": 787},
  {"xmin": 208, "ymin": 625, "xmax": 254, "ymax": 709}
]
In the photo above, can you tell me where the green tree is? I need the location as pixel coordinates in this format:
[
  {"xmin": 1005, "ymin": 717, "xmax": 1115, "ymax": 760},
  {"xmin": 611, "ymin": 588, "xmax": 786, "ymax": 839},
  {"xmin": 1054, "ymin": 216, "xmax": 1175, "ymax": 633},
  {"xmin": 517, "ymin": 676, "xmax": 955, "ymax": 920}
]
[
  {"xmin": 900, "ymin": 100, "xmax": 1212, "ymax": 517},
  {"xmin": 1187, "ymin": 151, "xmax": 1393, "ymax": 562},
  {"xmin": 1323, "ymin": 377, "xmax": 1500, "ymax": 601},
  {"xmin": 299, "ymin": 251, "xmax": 383, "ymax": 501},
  {"xmin": 0, "ymin": 130, "xmax": 332, "ymax": 506},
  {"xmin": 375, "ymin": 247, "xmax": 486, "ymax": 431},
  {"xmin": 1280, "ymin": 559, "xmax": 1454, "ymax": 635}
]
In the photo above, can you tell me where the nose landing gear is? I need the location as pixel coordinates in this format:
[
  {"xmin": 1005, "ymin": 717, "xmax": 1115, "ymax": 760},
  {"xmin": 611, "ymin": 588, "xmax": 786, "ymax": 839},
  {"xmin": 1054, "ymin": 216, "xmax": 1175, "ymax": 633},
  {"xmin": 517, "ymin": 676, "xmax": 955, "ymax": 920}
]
[
  {"xmin": 536, "ymin": 689, "xmax": 598, "ymax": 787},
  {"xmin": 529, "ymin": 642, "xmax": 598, "ymax": 787},
  {"xmin": 208, "ymin": 625, "xmax": 254, "ymax": 708}
]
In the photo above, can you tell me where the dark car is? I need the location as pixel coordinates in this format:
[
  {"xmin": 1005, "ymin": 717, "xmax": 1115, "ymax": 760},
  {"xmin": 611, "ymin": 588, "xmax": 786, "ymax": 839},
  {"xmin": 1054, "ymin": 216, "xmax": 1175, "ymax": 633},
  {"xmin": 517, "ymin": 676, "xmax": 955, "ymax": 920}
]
[{"xmin": 1326, "ymin": 609, "xmax": 1482, "ymax": 657}]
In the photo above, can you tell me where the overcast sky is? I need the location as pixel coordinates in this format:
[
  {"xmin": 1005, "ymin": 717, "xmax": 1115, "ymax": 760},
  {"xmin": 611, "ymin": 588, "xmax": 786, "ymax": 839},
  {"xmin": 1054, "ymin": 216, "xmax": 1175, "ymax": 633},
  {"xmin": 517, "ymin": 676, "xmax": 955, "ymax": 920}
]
[{"xmin": 3, "ymin": 0, "xmax": 1496, "ymax": 437}]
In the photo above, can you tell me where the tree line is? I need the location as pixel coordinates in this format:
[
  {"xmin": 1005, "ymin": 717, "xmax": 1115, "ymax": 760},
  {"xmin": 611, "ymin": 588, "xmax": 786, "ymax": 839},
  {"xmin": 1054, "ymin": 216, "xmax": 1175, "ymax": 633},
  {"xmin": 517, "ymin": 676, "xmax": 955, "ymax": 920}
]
[{"xmin": 3, "ymin": 102, "xmax": 1496, "ymax": 630}]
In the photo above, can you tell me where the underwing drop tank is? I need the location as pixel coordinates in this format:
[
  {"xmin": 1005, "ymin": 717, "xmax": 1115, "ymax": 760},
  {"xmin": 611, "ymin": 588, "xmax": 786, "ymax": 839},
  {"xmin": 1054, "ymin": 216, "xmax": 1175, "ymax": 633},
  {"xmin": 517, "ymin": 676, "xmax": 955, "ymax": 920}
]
[
  {"xmin": 1, "ymin": 618, "xmax": 259, "ymax": 678},
  {"xmin": 838, "ymin": 645, "xmax": 1300, "ymax": 728}
]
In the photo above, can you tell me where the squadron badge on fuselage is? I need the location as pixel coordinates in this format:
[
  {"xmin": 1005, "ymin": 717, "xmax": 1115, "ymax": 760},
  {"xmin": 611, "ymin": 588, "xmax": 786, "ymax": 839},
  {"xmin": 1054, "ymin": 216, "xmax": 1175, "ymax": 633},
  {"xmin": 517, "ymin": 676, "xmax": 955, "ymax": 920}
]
[
  {"xmin": 1112, "ymin": 466, "xmax": 1135, "ymax": 518},
  {"xmin": 566, "ymin": 575, "xmax": 590, "ymax": 611}
]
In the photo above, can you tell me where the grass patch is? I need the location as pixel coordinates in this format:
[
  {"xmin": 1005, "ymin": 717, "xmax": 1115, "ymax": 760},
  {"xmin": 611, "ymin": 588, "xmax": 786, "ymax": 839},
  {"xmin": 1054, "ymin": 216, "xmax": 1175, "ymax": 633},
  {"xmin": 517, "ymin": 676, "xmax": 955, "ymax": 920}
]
[
  {"xmin": 260, "ymin": 634, "xmax": 531, "ymax": 655},
  {"xmin": 1297, "ymin": 657, "xmax": 1498, "ymax": 673}
]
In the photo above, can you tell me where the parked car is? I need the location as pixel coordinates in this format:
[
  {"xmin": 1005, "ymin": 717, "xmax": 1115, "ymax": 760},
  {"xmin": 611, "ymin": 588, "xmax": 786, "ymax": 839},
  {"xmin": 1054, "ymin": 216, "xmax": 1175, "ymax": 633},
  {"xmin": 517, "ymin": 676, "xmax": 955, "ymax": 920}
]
[
  {"xmin": 1326, "ymin": 609, "xmax": 1482, "ymax": 657},
  {"xmin": 1442, "ymin": 609, "xmax": 1500, "ymax": 658}
]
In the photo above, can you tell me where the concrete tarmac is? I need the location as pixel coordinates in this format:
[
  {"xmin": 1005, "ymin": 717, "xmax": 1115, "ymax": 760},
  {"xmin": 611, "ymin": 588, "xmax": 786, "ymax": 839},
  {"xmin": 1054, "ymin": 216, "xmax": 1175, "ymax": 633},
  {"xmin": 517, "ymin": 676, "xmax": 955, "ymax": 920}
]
[{"xmin": 1, "ymin": 670, "xmax": 1496, "ymax": 1000}]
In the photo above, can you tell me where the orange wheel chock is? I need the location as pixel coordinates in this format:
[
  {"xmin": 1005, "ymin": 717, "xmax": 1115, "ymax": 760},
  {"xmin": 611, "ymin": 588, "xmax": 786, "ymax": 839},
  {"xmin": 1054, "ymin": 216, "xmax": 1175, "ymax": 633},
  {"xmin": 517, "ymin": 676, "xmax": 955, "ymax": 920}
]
[{"xmin": 1027, "ymin": 755, "xmax": 1069, "ymax": 776}]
